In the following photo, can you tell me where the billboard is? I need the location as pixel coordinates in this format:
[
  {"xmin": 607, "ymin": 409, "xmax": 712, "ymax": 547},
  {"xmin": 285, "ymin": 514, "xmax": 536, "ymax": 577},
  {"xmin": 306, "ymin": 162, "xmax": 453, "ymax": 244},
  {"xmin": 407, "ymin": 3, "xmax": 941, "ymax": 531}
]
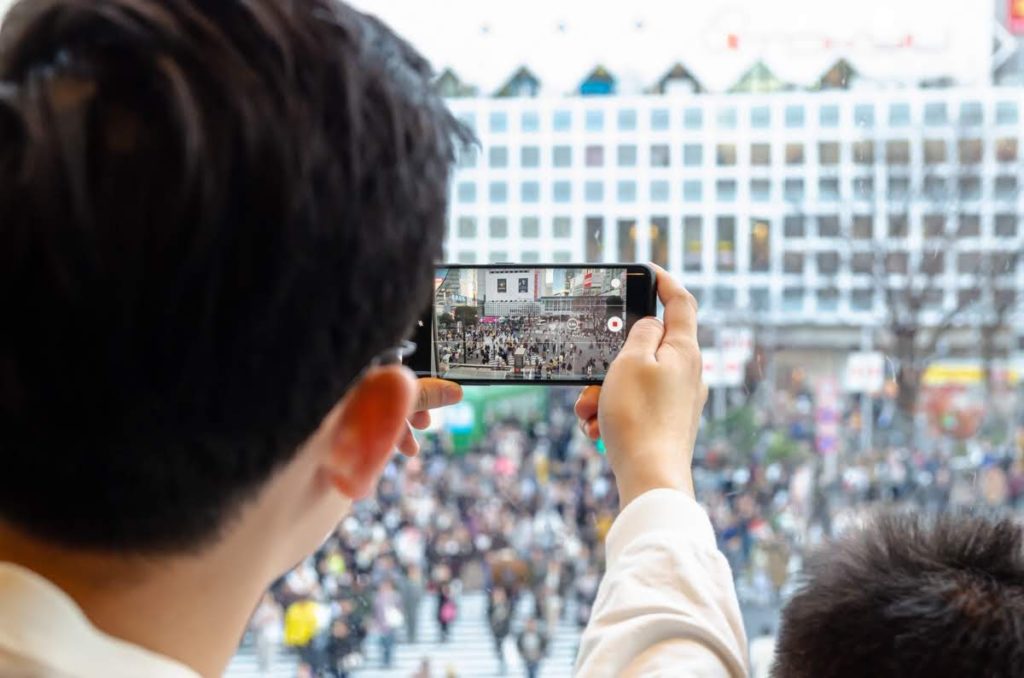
[{"xmin": 1012, "ymin": 0, "xmax": 1024, "ymax": 35}]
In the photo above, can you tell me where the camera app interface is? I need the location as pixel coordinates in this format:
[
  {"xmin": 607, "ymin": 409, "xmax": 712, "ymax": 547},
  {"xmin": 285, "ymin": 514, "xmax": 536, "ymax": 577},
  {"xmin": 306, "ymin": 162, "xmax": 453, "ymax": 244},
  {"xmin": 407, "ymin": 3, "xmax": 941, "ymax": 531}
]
[{"xmin": 433, "ymin": 267, "xmax": 628, "ymax": 381}]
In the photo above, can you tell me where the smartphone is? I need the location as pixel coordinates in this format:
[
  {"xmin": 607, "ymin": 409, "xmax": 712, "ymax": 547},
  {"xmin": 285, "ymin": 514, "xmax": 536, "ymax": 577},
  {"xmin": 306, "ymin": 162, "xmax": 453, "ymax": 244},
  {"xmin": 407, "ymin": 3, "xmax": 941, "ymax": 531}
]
[{"xmin": 407, "ymin": 263, "xmax": 657, "ymax": 385}]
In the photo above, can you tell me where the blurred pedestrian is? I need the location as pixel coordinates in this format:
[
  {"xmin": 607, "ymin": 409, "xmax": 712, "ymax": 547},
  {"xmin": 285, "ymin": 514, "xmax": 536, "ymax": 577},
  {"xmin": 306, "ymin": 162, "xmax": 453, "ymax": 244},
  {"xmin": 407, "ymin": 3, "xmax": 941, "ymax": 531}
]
[
  {"xmin": 399, "ymin": 565, "xmax": 426, "ymax": 643},
  {"xmin": 374, "ymin": 580, "xmax": 403, "ymax": 668},
  {"xmin": 488, "ymin": 587, "xmax": 514, "ymax": 673},
  {"xmin": 516, "ymin": 618, "xmax": 548, "ymax": 678},
  {"xmin": 437, "ymin": 584, "xmax": 457, "ymax": 643},
  {"xmin": 250, "ymin": 592, "xmax": 282, "ymax": 676}
]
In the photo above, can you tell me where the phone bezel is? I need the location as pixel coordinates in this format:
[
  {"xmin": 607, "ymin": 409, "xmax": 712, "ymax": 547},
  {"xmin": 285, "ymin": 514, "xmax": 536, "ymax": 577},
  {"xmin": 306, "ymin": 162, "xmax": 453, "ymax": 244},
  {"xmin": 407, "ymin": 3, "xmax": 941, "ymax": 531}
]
[{"xmin": 407, "ymin": 263, "xmax": 657, "ymax": 385}]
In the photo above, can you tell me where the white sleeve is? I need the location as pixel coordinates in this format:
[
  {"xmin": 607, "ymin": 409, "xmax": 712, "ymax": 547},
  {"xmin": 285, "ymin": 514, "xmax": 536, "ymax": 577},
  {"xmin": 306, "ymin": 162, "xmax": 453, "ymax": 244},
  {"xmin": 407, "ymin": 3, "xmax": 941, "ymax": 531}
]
[{"xmin": 575, "ymin": 489, "xmax": 749, "ymax": 678}]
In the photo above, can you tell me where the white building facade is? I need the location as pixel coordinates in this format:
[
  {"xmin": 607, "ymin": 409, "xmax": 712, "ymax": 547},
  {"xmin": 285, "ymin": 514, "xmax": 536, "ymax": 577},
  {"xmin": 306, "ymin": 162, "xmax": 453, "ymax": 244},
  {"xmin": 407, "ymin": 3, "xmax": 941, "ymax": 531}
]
[{"xmin": 444, "ymin": 88, "xmax": 1024, "ymax": 332}]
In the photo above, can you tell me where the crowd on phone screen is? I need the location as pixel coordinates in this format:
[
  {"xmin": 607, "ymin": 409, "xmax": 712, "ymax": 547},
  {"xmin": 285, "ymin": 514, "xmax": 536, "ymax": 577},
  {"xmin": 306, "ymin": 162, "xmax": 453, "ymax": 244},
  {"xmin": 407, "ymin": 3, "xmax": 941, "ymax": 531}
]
[{"xmin": 244, "ymin": 387, "xmax": 1024, "ymax": 677}]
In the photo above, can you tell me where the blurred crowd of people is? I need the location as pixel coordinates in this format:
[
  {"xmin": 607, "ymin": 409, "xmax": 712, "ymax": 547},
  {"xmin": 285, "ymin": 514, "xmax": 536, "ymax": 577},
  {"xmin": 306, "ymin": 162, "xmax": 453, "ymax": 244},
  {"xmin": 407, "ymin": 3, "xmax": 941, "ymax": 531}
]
[{"xmin": 242, "ymin": 385, "xmax": 1024, "ymax": 676}]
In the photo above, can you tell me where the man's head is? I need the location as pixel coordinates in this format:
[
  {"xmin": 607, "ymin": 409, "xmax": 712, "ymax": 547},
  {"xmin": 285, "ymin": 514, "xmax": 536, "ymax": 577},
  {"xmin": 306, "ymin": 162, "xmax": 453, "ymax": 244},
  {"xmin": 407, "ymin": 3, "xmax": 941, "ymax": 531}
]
[
  {"xmin": 0, "ymin": 0, "xmax": 467, "ymax": 558},
  {"xmin": 773, "ymin": 511, "xmax": 1024, "ymax": 678}
]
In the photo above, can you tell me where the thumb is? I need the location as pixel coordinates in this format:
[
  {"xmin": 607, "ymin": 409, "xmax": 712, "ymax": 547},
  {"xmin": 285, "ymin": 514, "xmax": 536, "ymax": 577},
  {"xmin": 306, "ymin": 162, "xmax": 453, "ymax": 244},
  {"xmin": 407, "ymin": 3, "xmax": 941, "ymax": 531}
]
[
  {"xmin": 620, "ymin": 317, "xmax": 664, "ymax": 359},
  {"xmin": 414, "ymin": 378, "xmax": 464, "ymax": 412}
]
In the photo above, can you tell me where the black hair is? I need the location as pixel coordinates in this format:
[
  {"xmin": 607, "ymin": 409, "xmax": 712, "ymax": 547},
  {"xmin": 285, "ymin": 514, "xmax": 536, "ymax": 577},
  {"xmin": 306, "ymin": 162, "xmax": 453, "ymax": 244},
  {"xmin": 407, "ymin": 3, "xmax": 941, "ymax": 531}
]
[
  {"xmin": 0, "ymin": 0, "xmax": 470, "ymax": 552},
  {"xmin": 773, "ymin": 511, "xmax": 1024, "ymax": 678}
]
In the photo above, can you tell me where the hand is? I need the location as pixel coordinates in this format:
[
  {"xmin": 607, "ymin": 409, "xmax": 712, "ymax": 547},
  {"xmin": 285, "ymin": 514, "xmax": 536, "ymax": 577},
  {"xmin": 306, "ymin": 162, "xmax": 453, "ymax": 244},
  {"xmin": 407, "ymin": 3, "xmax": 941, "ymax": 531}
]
[
  {"xmin": 397, "ymin": 378, "xmax": 463, "ymax": 456},
  {"xmin": 575, "ymin": 265, "xmax": 706, "ymax": 508}
]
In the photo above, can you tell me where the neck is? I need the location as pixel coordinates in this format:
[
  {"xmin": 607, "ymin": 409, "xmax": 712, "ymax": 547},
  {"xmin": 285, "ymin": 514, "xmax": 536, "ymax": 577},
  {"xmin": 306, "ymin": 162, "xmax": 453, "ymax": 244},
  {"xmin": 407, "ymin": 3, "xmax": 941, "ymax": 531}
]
[{"xmin": 0, "ymin": 522, "xmax": 276, "ymax": 678}]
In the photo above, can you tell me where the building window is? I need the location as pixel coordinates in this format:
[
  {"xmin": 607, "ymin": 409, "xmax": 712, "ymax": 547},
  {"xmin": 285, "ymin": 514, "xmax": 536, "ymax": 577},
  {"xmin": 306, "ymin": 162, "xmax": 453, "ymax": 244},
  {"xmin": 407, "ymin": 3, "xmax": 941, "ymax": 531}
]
[
  {"xmin": 585, "ymin": 110, "xmax": 604, "ymax": 132},
  {"xmin": 958, "ymin": 252, "xmax": 981, "ymax": 274},
  {"xmin": 750, "ymin": 288, "xmax": 771, "ymax": 312},
  {"xmin": 888, "ymin": 214, "xmax": 908, "ymax": 238},
  {"xmin": 817, "ymin": 288, "xmax": 840, "ymax": 312},
  {"xmin": 521, "ymin": 217, "xmax": 540, "ymax": 239},
  {"xmin": 584, "ymin": 181, "xmax": 603, "ymax": 203},
  {"xmin": 886, "ymin": 252, "xmax": 909, "ymax": 274},
  {"xmin": 683, "ymin": 216, "xmax": 702, "ymax": 272},
  {"xmin": 889, "ymin": 103, "xmax": 911, "ymax": 126},
  {"xmin": 585, "ymin": 145, "xmax": 605, "ymax": 167},
  {"xmin": 716, "ymin": 180, "xmax": 737, "ymax": 202},
  {"xmin": 785, "ymin": 105, "xmax": 805, "ymax": 128},
  {"xmin": 996, "ymin": 101, "xmax": 1019, "ymax": 126},
  {"xmin": 457, "ymin": 182, "xmax": 476, "ymax": 203},
  {"xmin": 958, "ymin": 176, "xmax": 981, "ymax": 200},
  {"xmin": 553, "ymin": 251, "xmax": 572, "ymax": 263},
  {"xmin": 751, "ymin": 105, "xmax": 771, "ymax": 128},
  {"xmin": 923, "ymin": 215, "xmax": 946, "ymax": 237},
  {"xmin": 750, "ymin": 220, "xmax": 771, "ymax": 272},
  {"xmin": 683, "ymin": 180, "xmax": 703, "ymax": 202},
  {"xmin": 683, "ymin": 144, "xmax": 703, "ymax": 166},
  {"xmin": 995, "ymin": 214, "xmax": 1018, "ymax": 237},
  {"xmin": 522, "ymin": 251, "xmax": 540, "ymax": 263},
  {"xmin": 717, "ymin": 107, "xmax": 737, "ymax": 129},
  {"xmin": 783, "ymin": 252, "xmax": 804, "ymax": 274},
  {"xmin": 617, "ymin": 181, "xmax": 637, "ymax": 203},
  {"xmin": 851, "ymin": 252, "xmax": 874, "ymax": 274},
  {"xmin": 651, "ymin": 217, "xmax": 670, "ymax": 268},
  {"xmin": 784, "ymin": 215, "xmax": 805, "ymax": 238},
  {"xmin": 650, "ymin": 180, "xmax": 670, "ymax": 203},
  {"xmin": 751, "ymin": 143, "xmax": 771, "ymax": 166},
  {"xmin": 617, "ymin": 219, "xmax": 637, "ymax": 261},
  {"xmin": 854, "ymin": 104, "xmax": 875, "ymax": 127},
  {"xmin": 521, "ymin": 146, "xmax": 540, "ymax": 168},
  {"xmin": 489, "ymin": 181, "xmax": 507, "ymax": 203},
  {"xmin": 553, "ymin": 110, "xmax": 572, "ymax": 131},
  {"xmin": 923, "ymin": 176, "xmax": 947, "ymax": 201},
  {"xmin": 751, "ymin": 179, "xmax": 771, "ymax": 202},
  {"xmin": 617, "ymin": 109, "xmax": 637, "ymax": 131},
  {"xmin": 457, "ymin": 146, "xmax": 478, "ymax": 169},
  {"xmin": 819, "ymin": 104, "xmax": 840, "ymax": 127},
  {"xmin": 784, "ymin": 179, "xmax": 805, "ymax": 202},
  {"xmin": 817, "ymin": 252, "xmax": 840, "ymax": 275},
  {"xmin": 521, "ymin": 111, "xmax": 540, "ymax": 133},
  {"xmin": 958, "ymin": 139, "xmax": 983, "ymax": 164},
  {"xmin": 887, "ymin": 177, "xmax": 910, "ymax": 201},
  {"xmin": 457, "ymin": 113, "xmax": 476, "ymax": 132},
  {"xmin": 886, "ymin": 140, "xmax": 910, "ymax": 165},
  {"xmin": 854, "ymin": 177, "xmax": 874, "ymax": 200},
  {"xmin": 853, "ymin": 216, "xmax": 873, "ymax": 239},
  {"xmin": 959, "ymin": 101, "xmax": 983, "ymax": 126},
  {"xmin": 851, "ymin": 289, "xmax": 874, "ymax": 311},
  {"xmin": 457, "ymin": 251, "xmax": 477, "ymax": 264},
  {"xmin": 818, "ymin": 215, "xmax": 841, "ymax": 237},
  {"xmin": 923, "ymin": 139, "xmax": 946, "ymax": 164},
  {"xmin": 923, "ymin": 102, "xmax": 947, "ymax": 125},
  {"xmin": 717, "ymin": 143, "xmax": 737, "ymax": 166},
  {"xmin": 995, "ymin": 176, "xmax": 1018, "ymax": 200},
  {"xmin": 713, "ymin": 287, "xmax": 737, "ymax": 310},
  {"xmin": 552, "ymin": 145, "xmax": 572, "ymax": 167},
  {"xmin": 651, "ymin": 108, "xmax": 670, "ymax": 130},
  {"xmin": 521, "ymin": 181, "xmax": 540, "ymax": 203},
  {"xmin": 489, "ymin": 112, "xmax": 508, "ymax": 133},
  {"xmin": 958, "ymin": 214, "xmax": 981, "ymax": 237},
  {"xmin": 585, "ymin": 216, "xmax": 604, "ymax": 262},
  {"xmin": 783, "ymin": 287, "xmax": 805, "ymax": 311},
  {"xmin": 553, "ymin": 181, "xmax": 571, "ymax": 203},
  {"xmin": 716, "ymin": 217, "xmax": 736, "ymax": 272},
  {"xmin": 553, "ymin": 217, "xmax": 572, "ymax": 238},
  {"xmin": 819, "ymin": 178, "xmax": 840, "ymax": 201},
  {"xmin": 488, "ymin": 217, "xmax": 508, "ymax": 238},
  {"xmin": 819, "ymin": 142, "xmax": 840, "ymax": 165},
  {"xmin": 457, "ymin": 217, "xmax": 477, "ymax": 238},
  {"xmin": 491, "ymin": 252, "xmax": 509, "ymax": 264},
  {"xmin": 650, "ymin": 144, "xmax": 671, "ymax": 167},
  {"xmin": 617, "ymin": 144, "xmax": 638, "ymax": 167},
  {"xmin": 683, "ymin": 107, "xmax": 703, "ymax": 129},
  {"xmin": 785, "ymin": 143, "xmax": 805, "ymax": 165},
  {"xmin": 997, "ymin": 138, "xmax": 1019, "ymax": 162},
  {"xmin": 853, "ymin": 141, "xmax": 875, "ymax": 164}
]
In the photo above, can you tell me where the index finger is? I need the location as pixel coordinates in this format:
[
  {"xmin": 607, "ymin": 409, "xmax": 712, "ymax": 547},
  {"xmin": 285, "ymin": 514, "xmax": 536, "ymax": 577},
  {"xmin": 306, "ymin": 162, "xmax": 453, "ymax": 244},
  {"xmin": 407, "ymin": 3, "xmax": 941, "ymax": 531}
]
[
  {"xmin": 413, "ymin": 378, "xmax": 464, "ymax": 412},
  {"xmin": 650, "ymin": 265, "xmax": 698, "ymax": 360}
]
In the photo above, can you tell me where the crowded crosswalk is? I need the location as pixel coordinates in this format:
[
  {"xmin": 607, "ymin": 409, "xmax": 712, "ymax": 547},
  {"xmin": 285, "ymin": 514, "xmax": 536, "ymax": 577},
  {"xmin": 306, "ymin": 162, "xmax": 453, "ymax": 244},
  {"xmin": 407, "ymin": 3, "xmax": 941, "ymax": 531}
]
[{"xmin": 225, "ymin": 591, "xmax": 581, "ymax": 678}]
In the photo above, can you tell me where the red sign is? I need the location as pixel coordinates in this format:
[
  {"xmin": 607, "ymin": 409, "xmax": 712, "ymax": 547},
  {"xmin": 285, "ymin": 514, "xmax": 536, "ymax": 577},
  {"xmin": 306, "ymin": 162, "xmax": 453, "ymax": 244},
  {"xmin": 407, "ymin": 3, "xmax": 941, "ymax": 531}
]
[
  {"xmin": 583, "ymin": 271, "xmax": 593, "ymax": 289},
  {"xmin": 1012, "ymin": 0, "xmax": 1024, "ymax": 35}
]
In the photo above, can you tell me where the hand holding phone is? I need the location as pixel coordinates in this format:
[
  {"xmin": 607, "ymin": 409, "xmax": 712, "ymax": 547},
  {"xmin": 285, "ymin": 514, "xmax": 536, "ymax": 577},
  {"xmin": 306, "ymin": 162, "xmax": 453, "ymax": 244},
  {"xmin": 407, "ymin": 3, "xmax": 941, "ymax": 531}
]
[{"xmin": 408, "ymin": 264, "xmax": 657, "ymax": 384}]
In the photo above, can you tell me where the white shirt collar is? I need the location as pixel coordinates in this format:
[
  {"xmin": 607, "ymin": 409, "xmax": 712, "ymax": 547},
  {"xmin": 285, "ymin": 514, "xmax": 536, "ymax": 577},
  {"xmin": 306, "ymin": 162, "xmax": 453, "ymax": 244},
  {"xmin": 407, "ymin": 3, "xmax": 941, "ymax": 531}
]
[{"xmin": 0, "ymin": 562, "xmax": 201, "ymax": 678}]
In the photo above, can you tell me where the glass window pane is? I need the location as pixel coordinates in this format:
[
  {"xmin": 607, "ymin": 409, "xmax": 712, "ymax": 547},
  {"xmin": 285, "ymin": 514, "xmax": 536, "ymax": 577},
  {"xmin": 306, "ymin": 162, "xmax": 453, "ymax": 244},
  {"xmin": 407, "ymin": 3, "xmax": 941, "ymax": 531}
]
[
  {"xmin": 553, "ymin": 145, "xmax": 572, "ymax": 167},
  {"xmin": 854, "ymin": 104, "xmax": 875, "ymax": 127},
  {"xmin": 716, "ymin": 179, "xmax": 737, "ymax": 202},
  {"xmin": 924, "ymin": 102, "xmax": 947, "ymax": 125},
  {"xmin": 785, "ymin": 143, "xmax": 805, "ymax": 165},
  {"xmin": 751, "ymin": 143, "xmax": 771, "ymax": 166},
  {"xmin": 585, "ymin": 110, "xmax": 604, "ymax": 131},
  {"xmin": 683, "ymin": 216, "xmax": 702, "ymax": 272},
  {"xmin": 784, "ymin": 215, "xmax": 805, "ymax": 238},
  {"xmin": 650, "ymin": 144, "xmax": 671, "ymax": 167},
  {"xmin": 683, "ymin": 107, "xmax": 703, "ymax": 129},
  {"xmin": 553, "ymin": 181, "xmax": 571, "ymax": 202},
  {"xmin": 617, "ymin": 219, "xmax": 636, "ymax": 261},
  {"xmin": 717, "ymin": 144, "xmax": 737, "ymax": 166},
  {"xmin": 750, "ymin": 220, "xmax": 771, "ymax": 272},
  {"xmin": 751, "ymin": 179, "xmax": 771, "ymax": 202},
  {"xmin": 650, "ymin": 180, "xmax": 670, "ymax": 203},
  {"xmin": 521, "ymin": 111, "xmax": 539, "ymax": 132},
  {"xmin": 617, "ymin": 181, "xmax": 637, "ymax": 203},
  {"xmin": 457, "ymin": 217, "xmax": 477, "ymax": 238},
  {"xmin": 553, "ymin": 217, "xmax": 572, "ymax": 238},
  {"xmin": 520, "ymin": 181, "xmax": 540, "ymax": 203},
  {"xmin": 751, "ymin": 106, "xmax": 771, "ymax": 129},
  {"xmin": 585, "ymin": 145, "xmax": 605, "ymax": 167},
  {"xmin": 617, "ymin": 109, "xmax": 637, "ymax": 131},
  {"xmin": 996, "ymin": 102, "xmax": 1019, "ymax": 126},
  {"xmin": 553, "ymin": 110, "xmax": 572, "ymax": 131},
  {"xmin": 683, "ymin": 180, "xmax": 702, "ymax": 202},
  {"xmin": 819, "ymin": 142, "xmax": 840, "ymax": 165},
  {"xmin": 819, "ymin": 104, "xmax": 840, "ymax": 127},
  {"xmin": 457, "ymin": 182, "xmax": 476, "ymax": 203},
  {"xmin": 488, "ymin": 181, "xmax": 507, "ymax": 203},
  {"xmin": 488, "ymin": 146, "xmax": 508, "ymax": 167},
  {"xmin": 889, "ymin": 103, "xmax": 911, "ymax": 126},
  {"xmin": 584, "ymin": 181, "xmax": 603, "ymax": 203},
  {"xmin": 617, "ymin": 144, "xmax": 638, "ymax": 167},
  {"xmin": 651, "ymin": 217, "xmax": 669, "ymax": 268},
  {"xmin": 716, "ymin": 217, "xmax": 736, "ymax": 272},
  {"xmin": 585, "ymin": 217, "xmax": 604, "ymax": 262},
  {"xmin": 785, "ymin": 105, "xmax": 805, "ymax": 128},
  {"xmin": 488, "ymin": 217, "xmax": 508, "ymax": 238},
  {"xmin": 651, "ymin": 108, "xmax": 670, "ymax": 130},
  {"xmin": 489, "ymin": 111, "xmax": 508, "ymax": 133},
  {"xmin": 683, "ymin": 144, "xmax": 703, "ymax": 166},
  {"xmin": 521, "ymin": 217, "xmax": 540, "ymax": 238},
  {"xmin": 717, "ymin": 107, "xmax": 737, "ymax": 129},
  {"xmin": 959, "ymin": 101, "xmax": 983, "ymax": 126},
  {"xmin": 521, "ymin": 146, "xmax": 540, "ymax": 167}
]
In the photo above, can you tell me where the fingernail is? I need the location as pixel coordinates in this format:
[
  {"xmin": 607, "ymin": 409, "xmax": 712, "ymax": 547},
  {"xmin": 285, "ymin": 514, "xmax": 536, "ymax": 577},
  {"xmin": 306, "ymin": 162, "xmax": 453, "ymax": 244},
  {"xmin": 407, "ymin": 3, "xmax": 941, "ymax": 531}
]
[{"xmin": 445, "ymin": 383, "xmax": 463, "ymax": 400}]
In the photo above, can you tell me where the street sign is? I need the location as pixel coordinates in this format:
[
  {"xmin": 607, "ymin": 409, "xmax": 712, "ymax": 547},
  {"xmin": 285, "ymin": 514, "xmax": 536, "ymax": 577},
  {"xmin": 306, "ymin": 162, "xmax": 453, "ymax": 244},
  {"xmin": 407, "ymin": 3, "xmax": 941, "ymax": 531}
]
[
  {"xmin": 702, "ymin": 349, "xmax": 745, "ymax": 387},
  {"xmin": 845, "ymin": 351, "xmax": 886, "ymax": 393},
  {"xmin": 719, "ymin": 328, "xmax": 754, "ymax": 361}
]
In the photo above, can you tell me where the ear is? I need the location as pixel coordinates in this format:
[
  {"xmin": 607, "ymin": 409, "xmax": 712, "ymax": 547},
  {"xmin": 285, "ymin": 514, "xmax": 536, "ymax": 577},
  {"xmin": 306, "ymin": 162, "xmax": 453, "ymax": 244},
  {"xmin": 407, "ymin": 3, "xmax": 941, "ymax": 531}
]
[{"xmin": 324, "ymin": 365, "xmax": 417, "ymax": 501}]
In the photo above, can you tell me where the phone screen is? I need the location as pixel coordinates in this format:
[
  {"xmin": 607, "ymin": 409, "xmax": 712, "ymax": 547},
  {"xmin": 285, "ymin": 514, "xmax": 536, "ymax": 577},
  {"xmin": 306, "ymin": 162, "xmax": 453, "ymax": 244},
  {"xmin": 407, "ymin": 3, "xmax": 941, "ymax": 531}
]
[{"xmin": 409, "ymin": 264, "xmax": 655, "ymax": 384}]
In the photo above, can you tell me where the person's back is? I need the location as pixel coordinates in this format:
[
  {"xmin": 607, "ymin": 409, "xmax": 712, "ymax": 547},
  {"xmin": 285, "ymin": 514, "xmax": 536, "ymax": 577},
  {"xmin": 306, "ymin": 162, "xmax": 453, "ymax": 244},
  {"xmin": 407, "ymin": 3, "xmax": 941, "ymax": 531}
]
[
  {"xmin": 0, "ymin": 1, "xmax": 468, "ymax": 675},
  {"xmin": 773, "ymin": 511, "xmax": 1024, "ymax": 678}
]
